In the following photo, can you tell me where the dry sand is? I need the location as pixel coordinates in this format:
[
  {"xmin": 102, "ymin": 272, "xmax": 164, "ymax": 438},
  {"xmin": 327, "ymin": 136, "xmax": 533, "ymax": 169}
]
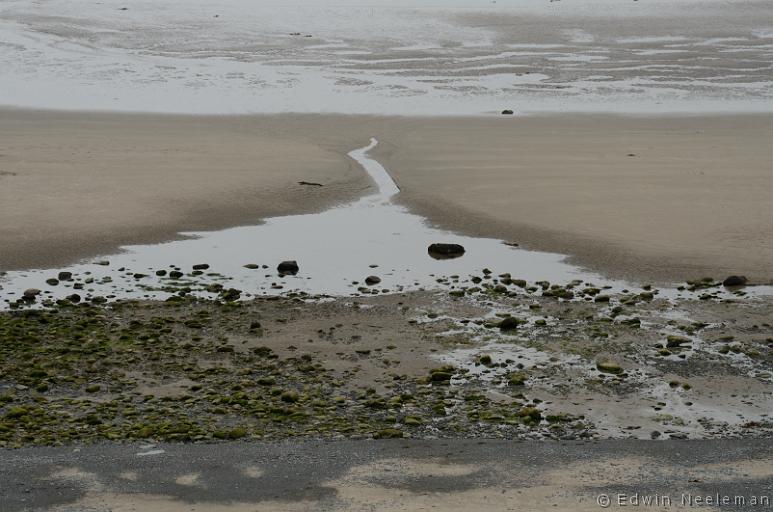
[{"xmin": 1, "ymin": 109, "xmax": 771, "ymax": 283}]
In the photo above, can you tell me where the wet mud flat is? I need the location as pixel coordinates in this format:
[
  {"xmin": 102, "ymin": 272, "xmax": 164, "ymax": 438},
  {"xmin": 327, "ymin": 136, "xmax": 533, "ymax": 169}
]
[{"xmin": 1, "ymin": 277, "xmax": 771, "ymax": 448}]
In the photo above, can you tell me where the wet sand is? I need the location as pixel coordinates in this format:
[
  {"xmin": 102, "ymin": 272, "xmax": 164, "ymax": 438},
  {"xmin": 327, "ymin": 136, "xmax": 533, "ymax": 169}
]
[
  {"xmin": 0, "ymin": 440, "xmax": 771, "ymax": 512},
  {"xmin": 0, "ymin": 109, "xmax": 371, "ymax": 271},
  {"xmin": 374, "ymin": 114, "xmax": 773, "ymax": 283},
  {"xmin": 1, "ymin": 109, "xmax": 772, "ymax": 283},
  {"xmin": 4, "ymin": 440, "xmax": 772, "ymax": 512},
  {"xmin": 3, "ymin": 0, "xmax": 772, "ymax": 115}
]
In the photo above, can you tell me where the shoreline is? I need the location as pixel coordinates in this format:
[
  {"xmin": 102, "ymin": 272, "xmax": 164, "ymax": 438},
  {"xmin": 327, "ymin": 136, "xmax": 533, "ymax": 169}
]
[{"xmin": 1, "ymin": 109, "xmax": 772, "ymax": 284}]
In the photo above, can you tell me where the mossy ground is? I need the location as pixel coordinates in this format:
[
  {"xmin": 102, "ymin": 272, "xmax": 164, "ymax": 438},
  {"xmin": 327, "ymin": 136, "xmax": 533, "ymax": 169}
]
[
  {"xmin": 0, "ymin": 297, "xmax": 589, "ymax": 447},
  {"xmin": 2, "ymin": 278, "xmax": 773, "ymax": 446}
]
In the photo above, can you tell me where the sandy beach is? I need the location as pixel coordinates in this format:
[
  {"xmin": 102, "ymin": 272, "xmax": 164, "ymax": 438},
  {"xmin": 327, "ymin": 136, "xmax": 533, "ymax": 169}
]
[
  {"xmin": 2, "ymin": 109, "xmax": 771, "ymax": 283},
  {"xmin": 0, "ymin": 109, "xmax": 371, "ymax": 271},
  {"xmin": 3, "ymin": 1, "xmax": 773, "ymax": 509}
]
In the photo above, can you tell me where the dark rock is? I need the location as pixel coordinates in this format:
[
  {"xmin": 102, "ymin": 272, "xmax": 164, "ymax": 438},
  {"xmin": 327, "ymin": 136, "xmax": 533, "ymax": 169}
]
[
  {"xmin": 430, "ymin": 371, "xmax": 453, "ymax": 382},
  {"xmin": 428, "ymin": 243, "xmax": 465, "ymax": 260},
  {"xmin": 277, "ymin": 260, "xmax": 299, "ymax": 275},
  {"xmin": 155, "ymin": 270, "xmax": 167, "ymax": 276},
  {"xmin": 220, "ymin": 288, "xmax": 242, "ymax": 301},
  {"xmin": 58, "ymin": 271, "xmax": 73, "ymax": 281},
  {"xmin": 66, "ymin": 294, "xmax": 81, "ymax": 303},
  {"xmin": 192, "ymin": 264, "xmax": 210, "ymax": 270},
  {"xmin": 45, "ymin": 278, "xmax": 59, "ymax": 286},
  {"xmin": 169, "ymin": 271, "xmax": 184, "ymax": 279},
  {"xmin": 298, "ymin": 181, "xmax": 323, "ymax": 187},
  {"xmin": 365, "ymin": 276, "xmax": 381, "ymax": 286},
  {"xmin": 722, "ymin": 275, "xmax": 747, "ymax": 287},
  {"xmin": 498, "ymin": 317, "xmax": 520, "ymax": 330},
  {"xmin": 22, "ymin": 288, "xmax": 41, "ymax": 298},
  {"xmin": 501, "ymin": 109, "xmax": 514, "ymax": 115}
]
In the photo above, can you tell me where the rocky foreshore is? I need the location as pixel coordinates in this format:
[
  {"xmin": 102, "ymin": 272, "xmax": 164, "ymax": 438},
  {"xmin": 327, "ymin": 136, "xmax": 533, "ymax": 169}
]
[{"xmin": 1, "ymin": 270, "xmax": 772, "ymax": 447}]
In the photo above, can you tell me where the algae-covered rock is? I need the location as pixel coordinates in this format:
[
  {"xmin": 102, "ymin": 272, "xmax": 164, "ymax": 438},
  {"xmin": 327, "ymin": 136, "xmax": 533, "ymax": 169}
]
[
  {"xmin": 280, "ymin": 390, "xmax": 299, "ymax": 403},
  {"xmin": 518, "ymin": 407, "xmax": 542, "ymax": 423},
  {"xmin": 373, "ymin": 428, "xmax": 404, "ymax": 439},
  {"xmin": 498, "ymin": 316, "xmax": 520, "ymax": 331},
  {"xmin": 666, "ymin": 335, "xmax": 690, "ymax": 348},
  {"xmin": 404, "ymin": 416, "xmax": 422, "ymax": 426},
  {"xmin": 507, "ymin": 372, "xmax": 527, "ymax": 386},
  {"xmin": 596, "ymin": 360, "xmax": 623, "ymax": 375},
  {"xmin": 429, "ymin": 365, "xmax": 455, "ymax": 383}
]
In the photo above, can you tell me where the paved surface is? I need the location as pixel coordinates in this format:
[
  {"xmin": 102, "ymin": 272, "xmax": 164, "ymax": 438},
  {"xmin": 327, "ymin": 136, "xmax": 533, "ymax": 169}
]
[{"xmin": 1, "ymin": 440, "xmax": 772, "ymax": 511}]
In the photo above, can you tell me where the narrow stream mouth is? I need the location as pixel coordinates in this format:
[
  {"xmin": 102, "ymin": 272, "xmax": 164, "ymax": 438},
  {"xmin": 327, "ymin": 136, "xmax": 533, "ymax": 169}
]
[
  {"xmin": 1, "ymin": 140, "xmax": 771, "ymax": 309},
  {"xmin": 350, "ymin": 137, "xmax": 400, "ymax": 199}
]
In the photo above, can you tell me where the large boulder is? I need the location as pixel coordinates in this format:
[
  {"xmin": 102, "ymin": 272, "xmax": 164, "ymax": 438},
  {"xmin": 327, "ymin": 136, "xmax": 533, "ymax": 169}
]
[
  {"xmin": 428, "ymin": 243, "xmax": 466, "ymax": 260},
  {"xmin": 277, "ymin": 260, "xmax": 299, "ymax": 275},
  {"xmin": 365, "ymin": 275, "xmax": 381, "ymax": 286}
]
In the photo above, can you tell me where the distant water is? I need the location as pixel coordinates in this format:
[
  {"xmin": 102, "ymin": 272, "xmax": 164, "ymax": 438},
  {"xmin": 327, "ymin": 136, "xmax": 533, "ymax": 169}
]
[{"xmin": 1, "ymin": 0, "xmax": 772, "ymax": 114}]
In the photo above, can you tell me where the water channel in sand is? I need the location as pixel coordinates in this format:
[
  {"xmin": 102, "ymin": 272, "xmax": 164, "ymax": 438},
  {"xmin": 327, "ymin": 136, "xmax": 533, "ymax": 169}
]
[{"xmin": 1, "ymin": 139, "xmax": 770, "ymax": 308}]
